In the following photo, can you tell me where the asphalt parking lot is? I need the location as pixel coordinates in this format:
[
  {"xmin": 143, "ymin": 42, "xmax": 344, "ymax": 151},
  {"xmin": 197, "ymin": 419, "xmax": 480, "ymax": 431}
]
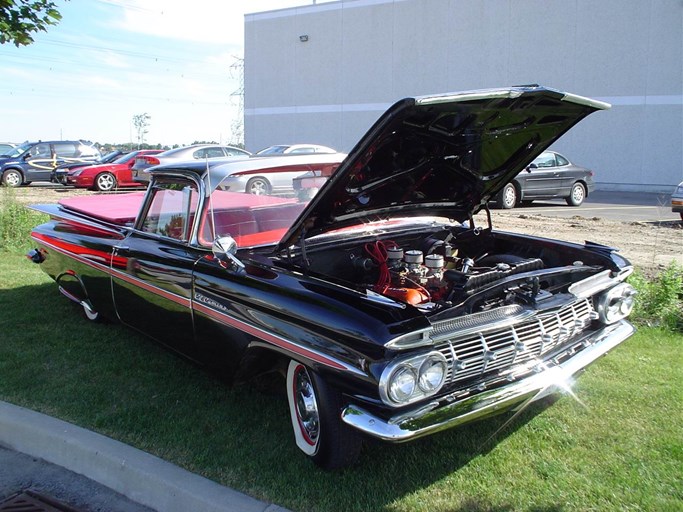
[{"xmin": 21, "ymin": 184, "xmax": 680, "ymax": 224}]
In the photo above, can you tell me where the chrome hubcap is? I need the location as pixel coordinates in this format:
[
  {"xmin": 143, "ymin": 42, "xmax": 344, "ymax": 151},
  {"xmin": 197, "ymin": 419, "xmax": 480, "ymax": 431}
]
[
  {"xmin": 503, "ymin": 186, "xmax": 515, "ymax": 206},
  {"xmin": 294, "ymin": 366, "xmax": 319, "ymax": 444},
  {"xmin": 572, "ymin": 185, "xmax": 584, "ymax": 202},
  {"xmin": 5, "ymin": 172, "xmax": 20, "ymax": 186}
]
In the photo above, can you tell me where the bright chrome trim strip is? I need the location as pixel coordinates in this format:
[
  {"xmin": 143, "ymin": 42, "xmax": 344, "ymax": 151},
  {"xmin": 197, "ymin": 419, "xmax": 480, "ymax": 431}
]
[
  {"xmin": 34, "ymin": 233, "xmax": 359, "ymax": 374},
  {"xmin": 109, "ymin": 267, "xmax": 192, "ymax": 308},
  {"xmin": 193, "ymin": 302, "xmax": 364, "ymax": 375},
  {"xmin": 562, "ymin": 92, "xmax": 611, "ymax": 110}
]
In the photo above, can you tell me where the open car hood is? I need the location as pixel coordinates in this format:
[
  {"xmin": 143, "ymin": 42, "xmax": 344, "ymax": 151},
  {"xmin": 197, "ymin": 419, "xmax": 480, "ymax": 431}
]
[{"xmin": 276, "ymin": 86, "xmax": 609, "ymax": 251}]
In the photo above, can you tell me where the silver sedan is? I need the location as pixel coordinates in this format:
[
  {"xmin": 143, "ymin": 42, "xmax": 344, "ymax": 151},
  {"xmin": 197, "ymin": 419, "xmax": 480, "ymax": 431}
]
[{"xmin": 133, "ymin": 144, "xmax": 251, "ymax": 181}]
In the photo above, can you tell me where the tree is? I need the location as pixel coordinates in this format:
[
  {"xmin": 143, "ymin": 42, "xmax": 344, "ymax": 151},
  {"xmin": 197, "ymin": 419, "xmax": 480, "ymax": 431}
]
[
  {"xmin": 132, "ymin": 113, "xmax": 151, "ymax": 149},
  {"xmin": 0, "ymin": 0, "xmax": 65, "ymax": 47}
]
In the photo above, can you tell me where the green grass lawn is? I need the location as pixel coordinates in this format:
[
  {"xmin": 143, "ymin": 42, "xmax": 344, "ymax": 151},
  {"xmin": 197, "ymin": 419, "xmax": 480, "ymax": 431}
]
[{"xmin": 1, "ymin": 251, "xmax": 681, "ymax": 511}]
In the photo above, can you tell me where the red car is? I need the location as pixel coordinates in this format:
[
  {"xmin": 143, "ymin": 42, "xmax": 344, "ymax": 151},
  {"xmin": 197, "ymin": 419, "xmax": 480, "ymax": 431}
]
[{"xmin": 57, "ymin": 150, "xmax": 163, "ymax": 191}]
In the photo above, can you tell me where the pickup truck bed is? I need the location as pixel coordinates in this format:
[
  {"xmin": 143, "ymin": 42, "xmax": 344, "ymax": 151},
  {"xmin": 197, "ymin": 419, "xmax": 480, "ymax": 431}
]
[{"xmin": 58, "ymin": 192, "xmax": 145, "ymax": 226}]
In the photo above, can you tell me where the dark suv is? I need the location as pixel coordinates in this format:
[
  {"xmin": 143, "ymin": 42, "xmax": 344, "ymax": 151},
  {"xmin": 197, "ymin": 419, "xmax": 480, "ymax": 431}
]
[{"xmin": 1, "ymin": 140, "xmax": 101, "ymax": 187}]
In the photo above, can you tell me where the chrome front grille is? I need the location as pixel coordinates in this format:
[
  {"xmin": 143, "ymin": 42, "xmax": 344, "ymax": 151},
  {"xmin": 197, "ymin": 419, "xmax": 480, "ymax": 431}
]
[{"xmin": 434, "ymin": 299, "xmax": 595, "ymax": 386}]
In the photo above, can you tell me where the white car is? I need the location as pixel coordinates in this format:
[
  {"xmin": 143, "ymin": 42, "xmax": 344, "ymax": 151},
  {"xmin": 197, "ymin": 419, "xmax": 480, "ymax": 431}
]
[
  {"xmin": 256, "ymin": 144, "xmax": 337, "ymax": 156},
  {"xmin": 216, "ymin": 153, "xmax": 345, "ymax": 195}
]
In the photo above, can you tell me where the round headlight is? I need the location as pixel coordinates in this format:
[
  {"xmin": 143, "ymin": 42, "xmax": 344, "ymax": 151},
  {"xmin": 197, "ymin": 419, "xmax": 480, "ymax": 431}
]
[
  {"xmin": 418, "ymin": 355, "xmax": 447, "ymax": 392},
  {"xmin": 388, "ymin": 366, "xmax": 417, "ymax": 403},
  {"xmin": 598, "ymin": 283, "xmax": 636, "ymax": 324}
]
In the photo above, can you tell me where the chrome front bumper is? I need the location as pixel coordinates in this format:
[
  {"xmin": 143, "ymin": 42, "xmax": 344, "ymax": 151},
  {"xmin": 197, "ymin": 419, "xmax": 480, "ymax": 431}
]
[{"xmin": 341, "ymin": 320, "xmax": 635, "ymax": 442}]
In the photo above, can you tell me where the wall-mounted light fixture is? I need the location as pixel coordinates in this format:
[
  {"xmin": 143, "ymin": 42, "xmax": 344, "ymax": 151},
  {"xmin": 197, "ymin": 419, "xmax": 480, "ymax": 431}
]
[{"xmin": 299, "ymin": 35, "xmax": 309, "ymax": 42}]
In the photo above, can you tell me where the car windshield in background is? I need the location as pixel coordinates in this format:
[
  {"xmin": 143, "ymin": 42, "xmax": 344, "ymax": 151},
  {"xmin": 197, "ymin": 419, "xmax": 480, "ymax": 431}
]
[
  {"xmin": 112, "ymin": 153, "xmax": 134, "ymax": 164},
  {"xmin": 257, "ymin": 145, "xmax": 289, "ymax": 155},
  {"xmin": 3, "ymin": 142, "xmax": 31, "ymax": 158},
  {"xmin": 256, "ymin": 144, "xmax": 338, "ymax": 155}
]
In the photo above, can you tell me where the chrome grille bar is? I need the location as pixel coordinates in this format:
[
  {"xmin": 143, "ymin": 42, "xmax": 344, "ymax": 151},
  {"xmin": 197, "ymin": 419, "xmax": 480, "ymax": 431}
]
[{"xmin": 434, "ymin": 299, "xmax": 595, "ymax": 387}]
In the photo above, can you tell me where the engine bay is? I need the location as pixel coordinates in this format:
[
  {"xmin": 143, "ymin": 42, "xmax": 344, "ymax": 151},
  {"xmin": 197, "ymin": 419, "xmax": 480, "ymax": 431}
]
[{"xmin": 291, "ymin": 223, "xmax": 611, "ymax": 314}]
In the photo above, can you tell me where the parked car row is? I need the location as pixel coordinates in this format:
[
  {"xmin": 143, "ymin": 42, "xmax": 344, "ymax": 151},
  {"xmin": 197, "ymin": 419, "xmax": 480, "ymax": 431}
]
[
  {"xmin": 0, "ymin": 140, "xmax": 350, "ymax": 195},
  {"xmin": 16, "ymin": 139, "xmax": 679, "ymax": 221},
  {"xmin": 53, "ymin": 150, "xmax": 164, "ymax": 191}
]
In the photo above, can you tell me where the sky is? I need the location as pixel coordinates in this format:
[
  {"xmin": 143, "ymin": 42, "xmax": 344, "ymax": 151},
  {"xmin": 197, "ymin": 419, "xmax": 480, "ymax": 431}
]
[{"xmin": 0, "ymin": 0, "xmax": 328, "ymax": 149}]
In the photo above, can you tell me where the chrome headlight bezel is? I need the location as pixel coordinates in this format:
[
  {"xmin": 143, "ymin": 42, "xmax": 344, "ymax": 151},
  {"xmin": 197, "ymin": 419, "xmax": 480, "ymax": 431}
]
[
  {"xmin": 597, "ymin": 282, "xmax": 636, "ymax": 324},
  {"xmin": 379, "ymin": 351, "xmax": 448, "ymax": 407}
]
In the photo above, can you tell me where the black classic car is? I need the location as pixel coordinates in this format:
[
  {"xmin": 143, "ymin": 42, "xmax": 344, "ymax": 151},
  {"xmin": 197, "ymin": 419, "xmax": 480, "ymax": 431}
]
[{"xmin": 28, "ymin": 86, "xmax": 636, "ymax": 469}]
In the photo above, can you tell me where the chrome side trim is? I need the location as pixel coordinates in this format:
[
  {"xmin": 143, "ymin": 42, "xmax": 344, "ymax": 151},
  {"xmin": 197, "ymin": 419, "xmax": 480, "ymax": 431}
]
[{"xmin": 341, "ymin": 321, "xmax": 635, "ymax": 442}]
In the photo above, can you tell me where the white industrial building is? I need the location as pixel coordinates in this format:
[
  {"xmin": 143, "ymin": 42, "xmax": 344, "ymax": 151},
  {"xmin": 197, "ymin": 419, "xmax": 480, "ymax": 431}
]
[{"xmin": 245, "ymin": 0, "xmax": 682, "ymax": 192}]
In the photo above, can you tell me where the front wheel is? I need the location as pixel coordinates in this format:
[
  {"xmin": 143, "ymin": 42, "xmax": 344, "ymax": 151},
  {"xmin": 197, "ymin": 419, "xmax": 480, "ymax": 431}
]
[
  {"xmin": 95, "ymin": 172, "xmax": 117, "ymax": 191},
  {"xmin": 496, "ymin": 183, "xmax": 518, "ymax": 209},
  {"xmin": 566, "ymin": 182, "xmax": 586, "ymax": 206},
  {"xmin": 286, "ymin": 360, "xmax": 362, "ymax": 469},
  {"xmin": 246, "ymin": 177, "xmax": 271, "ymax": 195},
  {"xmin": 2, "ymin": 169, "xmax": 23, "ymax": 187}
]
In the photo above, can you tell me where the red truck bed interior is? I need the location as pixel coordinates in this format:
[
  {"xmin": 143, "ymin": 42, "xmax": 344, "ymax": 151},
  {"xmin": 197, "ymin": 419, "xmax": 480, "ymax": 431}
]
[{"xmin": 59, "ymin": 193, "xmax": 145, "ymax": 225}]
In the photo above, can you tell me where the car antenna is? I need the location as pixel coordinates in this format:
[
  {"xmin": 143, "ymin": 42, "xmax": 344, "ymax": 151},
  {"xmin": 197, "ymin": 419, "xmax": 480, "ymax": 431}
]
[{"xmin": 205, "ymin": 157, "xmax": 217, "ymax": 241}]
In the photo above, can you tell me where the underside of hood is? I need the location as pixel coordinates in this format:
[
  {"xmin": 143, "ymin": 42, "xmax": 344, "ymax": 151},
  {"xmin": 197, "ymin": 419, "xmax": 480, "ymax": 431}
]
[{"xmin": 277, "ymin": 86, "xmax": 609, "ymax": 251}]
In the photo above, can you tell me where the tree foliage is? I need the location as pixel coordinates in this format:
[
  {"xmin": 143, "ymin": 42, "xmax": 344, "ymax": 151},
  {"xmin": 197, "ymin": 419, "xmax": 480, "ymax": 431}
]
[
  {"xmin": 0, "ymin": 0, "xmax": 65, "ymax": 47},
  {"xmin": 132, "ymin": 113, "xmax": 151, "ymax": 149}
]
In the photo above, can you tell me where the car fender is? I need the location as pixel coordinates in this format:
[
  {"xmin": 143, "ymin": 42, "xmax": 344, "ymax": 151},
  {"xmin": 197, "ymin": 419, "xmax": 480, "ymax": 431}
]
[
  {"xmin": 510, "ymin": 178, "xmax": 524, "ymax": 199},
  {"xmin": 572, "ymin": 179, "xmax": 590, "ymax": 197}
]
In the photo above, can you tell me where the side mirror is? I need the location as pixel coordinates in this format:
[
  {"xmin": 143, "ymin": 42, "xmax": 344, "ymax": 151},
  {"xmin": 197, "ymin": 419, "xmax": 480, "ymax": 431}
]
[
  {"xmin": 526, "ymin": 163, "xmax": 538, "ymax": 172},
  {"xmin": 212, "ymin": 236, "xmax": 245, "ymax": 271}
]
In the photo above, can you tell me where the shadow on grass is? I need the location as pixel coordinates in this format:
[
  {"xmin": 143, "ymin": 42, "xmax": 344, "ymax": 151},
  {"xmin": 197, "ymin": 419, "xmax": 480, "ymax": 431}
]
[{"xmin": 0, "ymin": 280, "xmax": 564, "ymax": 512}]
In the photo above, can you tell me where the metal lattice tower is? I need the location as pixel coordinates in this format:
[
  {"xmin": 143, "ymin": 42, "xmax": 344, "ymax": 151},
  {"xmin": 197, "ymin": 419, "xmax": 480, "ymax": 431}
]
[{"xmin": 229, "ymin": 56, "xmax": 244, "ymax": 147}]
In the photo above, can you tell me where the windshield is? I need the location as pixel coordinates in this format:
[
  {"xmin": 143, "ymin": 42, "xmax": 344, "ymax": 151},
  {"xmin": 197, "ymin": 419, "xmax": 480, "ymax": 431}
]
[
  {"xmin": 199, "ymin": 174, "xmax": 456, "ymax": 250},
  {"xmin": 256, "ymin": 145, "xmax": 288, "ymax": 155},
  {"xmin": 199, "ymin": 185, "xmax": 307, "ymax": 248},
  {"xmin": 100, "ymin": 151, "xmax": 121, "ymax": 162},
  {"xmin": 113, "ymin": 152, "xmax": 138, "ymax": 164},
  {"xmin": 3, "ymin": 142, "xmax": 33, "ymax": 158}
]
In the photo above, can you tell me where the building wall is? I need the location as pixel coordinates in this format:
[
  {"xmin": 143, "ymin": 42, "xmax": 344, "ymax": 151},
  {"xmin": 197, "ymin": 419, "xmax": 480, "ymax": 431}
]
[{"xmin": 245, "ymin": 0, "xmax": 682, "ymax": 192}]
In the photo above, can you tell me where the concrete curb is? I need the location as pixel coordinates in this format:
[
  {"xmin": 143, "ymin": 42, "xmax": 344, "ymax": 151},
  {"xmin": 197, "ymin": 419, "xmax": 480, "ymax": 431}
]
[{"xmin": 0, "ymin": 401, "xmax": 288, "ymax": 512}]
